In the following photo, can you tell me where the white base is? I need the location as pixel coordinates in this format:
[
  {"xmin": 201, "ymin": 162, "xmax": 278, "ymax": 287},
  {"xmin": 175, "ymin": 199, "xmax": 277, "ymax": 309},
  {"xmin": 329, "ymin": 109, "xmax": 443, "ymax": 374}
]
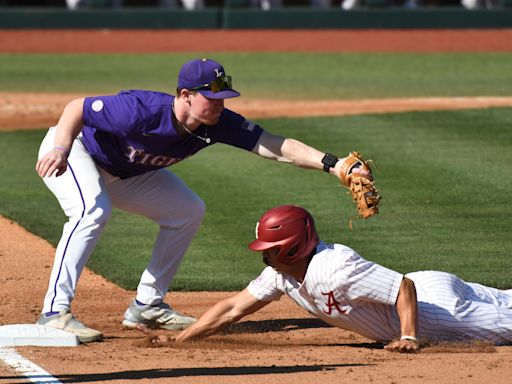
[{"xmin": 0, "ymin": 324, "xmax": 79, "ymax": 347}]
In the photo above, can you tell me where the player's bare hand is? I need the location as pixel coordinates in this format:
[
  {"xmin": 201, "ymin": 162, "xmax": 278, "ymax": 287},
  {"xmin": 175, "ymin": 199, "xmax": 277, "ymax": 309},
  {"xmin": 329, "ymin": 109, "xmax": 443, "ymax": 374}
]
[
  {"xmin": 36, "ymin": 148, "xmax": 69, "ymax": 178},
  {"xmin": 352, "ymin": 167, "xmax": 371, "ymax": 178},
  {"xmin": 384, "ymin": 339, "xmax": 420, "ymax": 353},
  {"xmin": 333, "ymin": 156, "xmax": 372, "ymax": 179},
  {"xmin": 136, "ymin": 324, "xmax": 174, "ymax": 347}
]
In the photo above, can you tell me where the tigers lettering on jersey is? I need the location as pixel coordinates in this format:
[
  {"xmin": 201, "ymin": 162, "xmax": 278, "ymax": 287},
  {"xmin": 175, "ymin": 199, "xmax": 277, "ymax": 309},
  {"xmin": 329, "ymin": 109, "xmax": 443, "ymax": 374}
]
[{"xmin": 124, "ymin": 145, "xmax": 182, "ymax": 167}]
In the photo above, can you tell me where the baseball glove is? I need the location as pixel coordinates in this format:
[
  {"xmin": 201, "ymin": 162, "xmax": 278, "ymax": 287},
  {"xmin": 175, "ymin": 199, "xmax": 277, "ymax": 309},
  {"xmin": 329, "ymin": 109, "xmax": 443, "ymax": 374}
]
[{"xmin": 338, "ymin": 152, "xmax": 380, "ymax": 224}]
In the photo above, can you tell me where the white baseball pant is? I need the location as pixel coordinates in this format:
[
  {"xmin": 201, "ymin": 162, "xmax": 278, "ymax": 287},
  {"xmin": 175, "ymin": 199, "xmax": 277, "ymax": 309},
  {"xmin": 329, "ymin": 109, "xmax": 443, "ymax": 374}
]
[
  {"xmin": 38, "ymin": 127, "xmax": 205, "ymax": 313},
  {"xmin": 408, "ymin": 271, "xmax": 512, "ymax": 344}
]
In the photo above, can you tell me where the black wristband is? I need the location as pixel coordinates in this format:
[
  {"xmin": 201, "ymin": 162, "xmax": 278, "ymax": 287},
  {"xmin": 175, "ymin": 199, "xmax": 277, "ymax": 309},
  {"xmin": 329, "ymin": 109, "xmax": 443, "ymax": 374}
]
[{"xmin": 321, "ymin": 153, "xmax": 339, "ymax": 173}]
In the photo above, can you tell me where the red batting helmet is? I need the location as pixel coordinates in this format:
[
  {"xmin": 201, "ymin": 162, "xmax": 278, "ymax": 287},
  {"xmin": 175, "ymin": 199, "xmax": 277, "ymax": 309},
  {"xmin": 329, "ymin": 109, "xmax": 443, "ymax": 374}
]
[{"xmin": 248, "ymin": 205, "xmax": 319, "ymax": 265}]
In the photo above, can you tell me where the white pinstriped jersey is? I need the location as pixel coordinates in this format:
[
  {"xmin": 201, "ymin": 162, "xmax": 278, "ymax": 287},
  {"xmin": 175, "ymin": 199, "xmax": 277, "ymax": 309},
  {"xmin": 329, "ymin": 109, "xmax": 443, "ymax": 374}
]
[
  {"xmin": 247, "ymin": 242, "xmax": 512, "ymax": 345},
  {"xmin": 248, "ymin": 242, "xmax": 404, "ymax": 342}
]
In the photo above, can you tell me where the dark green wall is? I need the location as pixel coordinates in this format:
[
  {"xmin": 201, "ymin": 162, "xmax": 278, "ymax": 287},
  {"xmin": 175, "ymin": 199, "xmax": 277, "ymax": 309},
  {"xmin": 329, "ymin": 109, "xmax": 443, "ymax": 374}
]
[
  {"xmin": 224, "ymin": 9, "xmax": 512, "ymax": 29},
  {"xmin": 0, "ymin": 7, "xmax": 511, "ymax": 29},
  {"xmin": 0, "ymin": 8, "xmax": 220, "ymax": 28}
]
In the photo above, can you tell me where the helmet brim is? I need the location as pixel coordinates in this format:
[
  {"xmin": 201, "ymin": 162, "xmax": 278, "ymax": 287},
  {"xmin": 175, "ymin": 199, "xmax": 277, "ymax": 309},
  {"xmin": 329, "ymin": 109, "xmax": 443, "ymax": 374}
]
[{"xmin": 248, "ymin": 239, "xmax": 279, "ymax": 252}]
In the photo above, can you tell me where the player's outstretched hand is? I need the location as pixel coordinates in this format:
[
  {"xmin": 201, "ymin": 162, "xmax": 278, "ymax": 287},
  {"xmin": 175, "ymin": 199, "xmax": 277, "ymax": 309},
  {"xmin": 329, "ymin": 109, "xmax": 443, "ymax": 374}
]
[
  {"xmin": 337, "ymin": 151, "xmax": 380, "ymax": 222},
  {"xmin": 136, "ymin": 324, "xmax": 175, "ymax": 347},
  {"xmin": 36, "ymin": 148, "xmax": 69, "ymax": 178},
  {"xmin": 384, "ymin": 339, "xmax": 420, "ymax": 353}
]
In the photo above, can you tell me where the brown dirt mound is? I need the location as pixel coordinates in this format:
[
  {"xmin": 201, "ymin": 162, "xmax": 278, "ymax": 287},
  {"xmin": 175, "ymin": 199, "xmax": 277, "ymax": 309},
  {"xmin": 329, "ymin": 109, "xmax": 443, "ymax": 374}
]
[{"xmin": 2, "ymin": 93, "xmax": 512, "ymax": 131}]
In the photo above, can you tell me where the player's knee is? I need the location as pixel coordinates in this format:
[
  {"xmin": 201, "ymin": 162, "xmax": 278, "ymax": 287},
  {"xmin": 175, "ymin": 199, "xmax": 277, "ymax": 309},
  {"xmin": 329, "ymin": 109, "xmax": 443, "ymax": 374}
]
[
  {"xmin": 64, "ymin": 204, "xmax": 112, "ymax": 237},
  {"xmin": 187, "ymin": 196, "xmax": 205, "ymax": 226},
  {"xmin": 87, "ymin": 201, "xmax": 113, "ymax": 226},
  {"xmin": 166, "ymin": 195, "xmax": 205, "ymax": 228}
]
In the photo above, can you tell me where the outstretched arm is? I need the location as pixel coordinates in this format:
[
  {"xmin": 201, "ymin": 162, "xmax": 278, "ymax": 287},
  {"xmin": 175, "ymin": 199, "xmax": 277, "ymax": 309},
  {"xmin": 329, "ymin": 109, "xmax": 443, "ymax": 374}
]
[
  {"xmin": 175, "ymin": 288, "xmax": 270, "ymax": 342},
  {"xmin": 252, "ymin": 131, "xmax": 379, "ymax": 222},
  {"xmin": 384, "ymin": 277, "xmax": 419, "ymax": 353},
  {"xmin": 251, "ymin": 131, "xmax": 346, "ymax": 177}
]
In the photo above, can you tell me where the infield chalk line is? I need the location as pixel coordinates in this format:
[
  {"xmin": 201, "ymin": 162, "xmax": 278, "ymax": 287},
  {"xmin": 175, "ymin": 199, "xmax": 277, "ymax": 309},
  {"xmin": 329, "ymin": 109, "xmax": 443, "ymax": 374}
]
[{"xmin": 0, "ymin": 346, "xmax": 62, "ymax": 383}]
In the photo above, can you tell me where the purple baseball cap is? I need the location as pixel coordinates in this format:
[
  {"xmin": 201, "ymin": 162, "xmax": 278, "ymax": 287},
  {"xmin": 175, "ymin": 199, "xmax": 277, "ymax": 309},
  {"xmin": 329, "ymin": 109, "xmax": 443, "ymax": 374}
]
[{"xmin": 177, "ymin": 58, "xmax": 240, "ymax": 99}]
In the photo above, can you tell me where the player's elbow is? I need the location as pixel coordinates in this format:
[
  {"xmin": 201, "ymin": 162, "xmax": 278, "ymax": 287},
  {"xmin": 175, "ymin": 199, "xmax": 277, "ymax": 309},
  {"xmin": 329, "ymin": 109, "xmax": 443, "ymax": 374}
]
[
  {"xmin": 252, "ymin": 132, "xmax": 287, "ymax": 161},
  {"xmin": 402, "ymin": 277, "xmax": 416, "ymax": 293},
  {"xmin": 65, "ymin": 98, "xmax": 85, "ymax": 112},
  {"xmin": 396, "ymin": 277, "xmax": 417, "ymax": 306}
]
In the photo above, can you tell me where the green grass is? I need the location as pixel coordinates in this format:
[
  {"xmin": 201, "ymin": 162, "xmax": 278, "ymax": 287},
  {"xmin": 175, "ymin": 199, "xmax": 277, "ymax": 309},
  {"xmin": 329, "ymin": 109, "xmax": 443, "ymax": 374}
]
[
  {"xmin": 1, "ymin": 108, "xmax": 511, "ymax": 290},
  {"xmin": 1, "ymin": 52, "xmax": 512, "ymax": 98},
  {"xmin": 1, "ymin": 51, "xmax": 511, "ymax": 290}
]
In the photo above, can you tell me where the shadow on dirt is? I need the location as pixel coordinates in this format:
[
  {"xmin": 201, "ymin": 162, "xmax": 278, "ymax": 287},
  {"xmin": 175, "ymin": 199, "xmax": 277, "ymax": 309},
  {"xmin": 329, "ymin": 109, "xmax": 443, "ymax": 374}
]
[
  {"xmin": 219, "ymin": 318, "xmax": 384, "ymax": 349},
  {"xmin": 223, "ymin": 318, "xmax": 333, "ymax": 334},
  {"xmin": 8, "ymin": 363, "xmax": 374, "ymax": 383}
]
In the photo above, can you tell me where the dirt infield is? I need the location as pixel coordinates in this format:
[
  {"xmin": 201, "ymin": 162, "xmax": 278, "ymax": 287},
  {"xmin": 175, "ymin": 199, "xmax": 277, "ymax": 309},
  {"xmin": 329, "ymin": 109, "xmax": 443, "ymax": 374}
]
[
  {"xmin": 1, "ymin": 29, "xmax": 512, "ymax": 52},
  {"xmin": 2, "ymin": 102, "xmax": 512, "ymax": 384},
  {"xmin": 1, "ymin": 215, "xmax": 512, "ymax": 384},
  {"xmin": 2, "ymin": 93, "xmax": 512, "ymax": 131},
  {"xmin": 1, "ymin": 29, "xmax": 512, "ymax": 383}
]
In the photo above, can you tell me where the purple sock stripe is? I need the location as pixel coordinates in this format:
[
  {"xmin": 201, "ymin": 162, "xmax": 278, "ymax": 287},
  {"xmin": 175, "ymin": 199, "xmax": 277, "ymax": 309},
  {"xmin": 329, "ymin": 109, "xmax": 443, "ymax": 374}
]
[{"xmin": 49, "ymin": 161, "xmax": 86, "ymax": 312}]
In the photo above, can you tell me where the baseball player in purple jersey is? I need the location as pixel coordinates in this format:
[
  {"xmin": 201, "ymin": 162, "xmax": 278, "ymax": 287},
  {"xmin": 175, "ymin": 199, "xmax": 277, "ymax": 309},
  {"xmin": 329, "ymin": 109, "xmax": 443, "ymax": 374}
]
[
  {"xmin": 161, "ymin": 205, "xmax": 512, "ymax": 352},
  {"xmin": 35, "ymin": 59, "xmax": 361, "ymax": 343}
]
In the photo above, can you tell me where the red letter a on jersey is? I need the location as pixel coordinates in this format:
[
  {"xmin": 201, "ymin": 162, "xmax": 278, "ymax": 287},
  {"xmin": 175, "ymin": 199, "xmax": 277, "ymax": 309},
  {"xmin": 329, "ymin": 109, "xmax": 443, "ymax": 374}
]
[{"xmin": 321, "ymin": 291, "xmax": 347, "ymax": 315}]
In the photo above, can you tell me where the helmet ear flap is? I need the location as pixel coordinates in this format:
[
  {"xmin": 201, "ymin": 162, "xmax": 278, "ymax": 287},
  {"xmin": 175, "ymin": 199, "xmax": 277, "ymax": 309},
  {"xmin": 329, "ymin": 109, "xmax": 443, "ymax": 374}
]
[
  {"xmin": 288, "ymin": 245, "xmax": 298, "ymax": 257},
  {"xmin": 276, "ymin": 244, "xmax": 299, "ymax": 264}
]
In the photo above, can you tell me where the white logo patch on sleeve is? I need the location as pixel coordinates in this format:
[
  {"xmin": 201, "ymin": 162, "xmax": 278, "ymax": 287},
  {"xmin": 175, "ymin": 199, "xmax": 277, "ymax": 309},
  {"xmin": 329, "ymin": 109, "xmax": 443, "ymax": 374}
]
[{"xmin": 91, "ymin": 100, "xmax": 104, "ymax": 112}]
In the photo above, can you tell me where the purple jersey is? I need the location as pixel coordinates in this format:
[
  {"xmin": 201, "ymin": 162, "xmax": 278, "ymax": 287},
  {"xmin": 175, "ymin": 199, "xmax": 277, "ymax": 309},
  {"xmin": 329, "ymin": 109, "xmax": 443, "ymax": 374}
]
[{"xmin": 81, "ymin": 90, "xmax": 264, "ymax": 178}]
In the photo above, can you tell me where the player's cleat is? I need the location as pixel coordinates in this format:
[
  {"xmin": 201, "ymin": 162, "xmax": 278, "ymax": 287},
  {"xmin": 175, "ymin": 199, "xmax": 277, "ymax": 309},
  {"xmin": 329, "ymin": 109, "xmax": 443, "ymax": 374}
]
[
  {"xmin": 122, "ymin": 300, "xmax": 196, "ymax": 331},
  {"xmin": 36, "ymin": 310, "xmax": 103, "ymax": 343}
]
